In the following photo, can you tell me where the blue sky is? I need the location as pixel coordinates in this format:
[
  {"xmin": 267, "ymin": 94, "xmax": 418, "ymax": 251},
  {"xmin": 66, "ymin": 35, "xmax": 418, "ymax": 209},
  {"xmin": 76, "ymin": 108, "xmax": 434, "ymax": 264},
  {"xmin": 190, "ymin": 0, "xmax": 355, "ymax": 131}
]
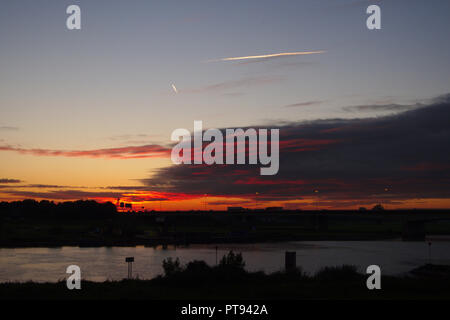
[
  {"xmin": 1, "ymin": 0, "xmax": 449, "ymax": 150},
  {"xmin": 1, "ymin": 0, "xmax": 450, "ymax": 209}
]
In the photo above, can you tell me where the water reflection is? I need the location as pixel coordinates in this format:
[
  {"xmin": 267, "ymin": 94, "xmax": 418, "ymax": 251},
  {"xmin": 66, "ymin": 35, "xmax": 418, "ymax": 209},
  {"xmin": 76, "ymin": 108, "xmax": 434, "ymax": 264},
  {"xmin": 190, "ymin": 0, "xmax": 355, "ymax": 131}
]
[{"xmin": 1, "ymin": 240, "xmax": 450, "ymax": 282}]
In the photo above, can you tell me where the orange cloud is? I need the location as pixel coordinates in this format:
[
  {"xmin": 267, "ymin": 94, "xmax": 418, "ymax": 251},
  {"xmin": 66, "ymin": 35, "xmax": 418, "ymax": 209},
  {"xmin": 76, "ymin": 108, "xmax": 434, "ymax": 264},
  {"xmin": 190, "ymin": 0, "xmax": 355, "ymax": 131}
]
[{"xmin": 0, "ymin": 144, "xmax": 171, "ymax": 159}]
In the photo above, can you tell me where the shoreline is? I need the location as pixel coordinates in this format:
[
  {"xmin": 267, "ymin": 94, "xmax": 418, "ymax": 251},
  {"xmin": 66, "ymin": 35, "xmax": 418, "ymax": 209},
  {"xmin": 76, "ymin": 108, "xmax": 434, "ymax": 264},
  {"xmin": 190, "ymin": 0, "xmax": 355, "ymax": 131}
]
[
  {"xmin": 0, "ymin": 234, "xmax": 401, "ymax": 249},
  {"xmin": 1, "ymin": 264, "xmax": 449, "ymax": 300}
]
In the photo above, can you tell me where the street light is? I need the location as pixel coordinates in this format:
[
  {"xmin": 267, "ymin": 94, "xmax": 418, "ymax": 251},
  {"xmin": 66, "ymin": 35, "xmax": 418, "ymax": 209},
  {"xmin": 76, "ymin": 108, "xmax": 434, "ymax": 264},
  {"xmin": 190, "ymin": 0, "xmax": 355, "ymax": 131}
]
[
  {"xmin": 313, "ymin": 189, "xmax": 319, "ymax": 211},
  {"xmin": 383, "ymin": 186, "xmax": 390, "ymax": 209}
]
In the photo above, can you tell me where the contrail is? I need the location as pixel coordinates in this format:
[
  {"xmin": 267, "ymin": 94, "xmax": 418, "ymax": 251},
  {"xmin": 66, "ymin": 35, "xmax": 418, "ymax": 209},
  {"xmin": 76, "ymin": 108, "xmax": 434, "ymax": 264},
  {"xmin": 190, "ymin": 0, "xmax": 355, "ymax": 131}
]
[
  {"xmin": 171, "ymin": 84, "xmax": 178, "ymax": 94},
  {"xmin": 209, "ymin": 50, "xmax": 325, "ymax": 62}
]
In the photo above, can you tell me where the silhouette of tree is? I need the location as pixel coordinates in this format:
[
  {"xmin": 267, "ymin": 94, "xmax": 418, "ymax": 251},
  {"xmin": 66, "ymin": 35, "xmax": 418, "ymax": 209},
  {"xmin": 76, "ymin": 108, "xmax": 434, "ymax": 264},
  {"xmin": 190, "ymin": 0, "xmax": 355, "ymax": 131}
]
[
  {"xmin": 162, "ymin": 257, "xmax": 182, "ymax": 276},
  {"xmin": 219, "ymin": 251, "xmax": 245, "ymax": 269},
  {"xmin": 0, "ymin": 199, "xmax": 116, "ymax": 219}
]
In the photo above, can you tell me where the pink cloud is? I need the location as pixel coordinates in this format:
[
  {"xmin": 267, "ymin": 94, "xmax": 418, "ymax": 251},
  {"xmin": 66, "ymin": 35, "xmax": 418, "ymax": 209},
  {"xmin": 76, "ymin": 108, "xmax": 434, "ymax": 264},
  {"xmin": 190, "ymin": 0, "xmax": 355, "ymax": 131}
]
[{"xmin": 0, "ymin": 144, "xmax": 171, "ymax": 159}]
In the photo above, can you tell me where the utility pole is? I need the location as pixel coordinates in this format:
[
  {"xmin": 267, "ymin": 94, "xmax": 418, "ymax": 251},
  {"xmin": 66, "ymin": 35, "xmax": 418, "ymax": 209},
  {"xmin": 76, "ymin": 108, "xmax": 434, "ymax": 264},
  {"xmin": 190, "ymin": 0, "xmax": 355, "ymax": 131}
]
[
  {"xmin": 314, "ymin": 189, "xmax": 319, "ymax": 211},
  {"xmin": 428, "ymin": 242, "xmax": 432, "ymax": 264}
]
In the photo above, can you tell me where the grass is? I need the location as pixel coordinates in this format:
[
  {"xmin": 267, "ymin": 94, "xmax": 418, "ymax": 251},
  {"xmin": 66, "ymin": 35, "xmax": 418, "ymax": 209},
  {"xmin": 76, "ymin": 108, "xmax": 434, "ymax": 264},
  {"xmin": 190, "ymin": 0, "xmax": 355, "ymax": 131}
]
[{"xmin": 1, "ymin": 262, "xmax": 449, "ymax": 300}]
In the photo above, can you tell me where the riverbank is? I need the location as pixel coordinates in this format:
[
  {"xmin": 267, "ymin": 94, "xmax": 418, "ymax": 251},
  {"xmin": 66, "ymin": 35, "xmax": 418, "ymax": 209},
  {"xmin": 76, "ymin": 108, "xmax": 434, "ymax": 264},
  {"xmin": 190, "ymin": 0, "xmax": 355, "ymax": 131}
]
[
  {"xmin": 2, "ymin": 210, "xmax": 450, "ymax": 248},
  {"xmin": 1, "ymin": 264, "xmax": 449, "ymax": 300},
  {"xmin": 0, "ymin": 233, "xmax": 400, "ymax": 248}
]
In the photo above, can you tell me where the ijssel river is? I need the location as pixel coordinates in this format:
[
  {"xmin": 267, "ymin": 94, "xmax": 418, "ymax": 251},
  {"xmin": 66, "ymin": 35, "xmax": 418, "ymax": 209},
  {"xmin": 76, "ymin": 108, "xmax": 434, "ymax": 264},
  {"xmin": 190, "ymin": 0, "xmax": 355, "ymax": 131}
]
[{"xmin": 1, "ymin": 239, "xmax": 450, "ymax": 282}]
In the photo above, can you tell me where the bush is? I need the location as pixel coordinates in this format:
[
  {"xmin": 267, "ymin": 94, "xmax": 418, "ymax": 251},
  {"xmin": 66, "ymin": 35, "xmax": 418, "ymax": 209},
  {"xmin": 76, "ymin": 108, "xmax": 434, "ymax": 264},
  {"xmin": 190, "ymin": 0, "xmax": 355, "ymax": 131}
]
[
  {"xmin": 162, "ymin": 257, "xmax": 183, "ymax": 276},
  {"xmin": 218, "ymin": 251, "xmax": 245, "ymax": 270},
  {"xmin": 185, "ymin": 260, "xmax": 211, "ymax": 275},
  {"xmin": 181, "ymin": 260, "xmax": 214, "ymax": 283},
  {"xmin": 270, "ymin": 267, "xmax": 309, "ymax": 281},
  {"xmin": 315, "ymin": 265, "xmax": 360, "ymax": 281},
  {"xmin": 161, "ymin": 252, "xmax": 248, "ymax": 283}
]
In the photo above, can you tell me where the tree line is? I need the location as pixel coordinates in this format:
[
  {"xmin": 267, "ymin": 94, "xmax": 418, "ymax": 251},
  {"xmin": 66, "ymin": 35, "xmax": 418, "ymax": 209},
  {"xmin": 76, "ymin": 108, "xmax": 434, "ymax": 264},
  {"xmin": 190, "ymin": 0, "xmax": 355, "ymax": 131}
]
[{"xmin": 0, "ymin": 199, "xmax": 117, "ymax": 219}]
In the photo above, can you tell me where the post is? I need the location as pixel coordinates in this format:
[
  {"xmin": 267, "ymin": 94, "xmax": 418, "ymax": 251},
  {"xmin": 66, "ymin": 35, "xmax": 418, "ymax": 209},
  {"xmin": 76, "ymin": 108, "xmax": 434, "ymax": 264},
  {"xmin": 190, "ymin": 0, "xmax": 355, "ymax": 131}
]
[
  {"xmin": 215, "ymin": 246, "xmax": 218, "ymax": 265},
  {"xmin": 125, "ymin": 257, "xmax": 134, "ymax": 279},
  {"xmin": 285, "ymin": 251, "xmax": 296, "ymax": 272}
]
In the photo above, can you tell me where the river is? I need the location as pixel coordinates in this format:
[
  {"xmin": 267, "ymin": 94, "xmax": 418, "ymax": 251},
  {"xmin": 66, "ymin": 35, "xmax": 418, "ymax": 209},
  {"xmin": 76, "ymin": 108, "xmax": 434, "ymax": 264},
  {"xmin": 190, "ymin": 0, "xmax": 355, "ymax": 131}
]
[{"xmin": 1, "ymin": 238, "xmax": 450, "ymax": 282}]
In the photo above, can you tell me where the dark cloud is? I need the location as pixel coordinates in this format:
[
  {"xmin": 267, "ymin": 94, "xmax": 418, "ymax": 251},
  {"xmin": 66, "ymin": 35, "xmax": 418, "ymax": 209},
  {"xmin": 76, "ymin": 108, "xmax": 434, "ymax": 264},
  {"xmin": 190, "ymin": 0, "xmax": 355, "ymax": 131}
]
[
  {"xmin": 0, "ymin": 179, "xmax": 22, "ymax": 183},
  {"xmin": 142, "ymin": 93, "xmax": 450, "ymax": 204},
  {"xmin": 0, "ymin": 126, "xmax": 19, "ymax": 131},
  {"xmin": 122, "ymin": 195, "xmax": 170, "ymax": 202},
  {"xmin": 26, "ymin": 184, "xmax": 74, "ymax": 189},
  {"xmin": 0, "ymin": 183, "xmax": 89, "ymax": 190},
  {"xmin": 284, "ymin": 101, "xmax": 324, "ymax": 108},
  {"xmin": 104, "ymin": 186, "xmax": 150, "ymax": 191},
  {"xmin": 206, "ymin": 199, "xmax": 255, "ymax": 206},
  {"xmin": 0, "ymin": 185, "xmax": 182, "ymax": 203},
  {"xmin": 343, "ymin": 103, "xmax": 418, "ymax": 113},
  {"xmin": 2, "ymin": 189, "xmax": 122, "ymax": 200}
]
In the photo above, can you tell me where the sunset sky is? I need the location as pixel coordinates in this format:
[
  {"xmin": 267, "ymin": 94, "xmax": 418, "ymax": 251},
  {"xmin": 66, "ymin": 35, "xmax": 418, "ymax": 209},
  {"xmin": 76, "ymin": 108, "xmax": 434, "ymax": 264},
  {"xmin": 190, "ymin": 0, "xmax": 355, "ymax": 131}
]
[{"xmin": 1, "ymin": 0, "xmax": 450, "ymax": 210}]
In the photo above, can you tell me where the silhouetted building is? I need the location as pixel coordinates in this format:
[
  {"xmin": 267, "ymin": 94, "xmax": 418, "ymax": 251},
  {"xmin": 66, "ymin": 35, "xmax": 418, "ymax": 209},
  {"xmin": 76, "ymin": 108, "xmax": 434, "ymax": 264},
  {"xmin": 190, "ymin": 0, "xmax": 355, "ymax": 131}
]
[{"xmin": 372, "ymin": 204, "xmax": 385, "ymax": 212}]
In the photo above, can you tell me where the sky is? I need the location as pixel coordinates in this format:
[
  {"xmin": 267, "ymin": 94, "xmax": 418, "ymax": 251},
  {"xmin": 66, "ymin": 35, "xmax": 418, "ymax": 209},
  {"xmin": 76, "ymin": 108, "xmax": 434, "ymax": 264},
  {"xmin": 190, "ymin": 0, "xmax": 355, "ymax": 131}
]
[{"xmin": 1, "ymin": 0, "xmax": 450, "ymax": 210}]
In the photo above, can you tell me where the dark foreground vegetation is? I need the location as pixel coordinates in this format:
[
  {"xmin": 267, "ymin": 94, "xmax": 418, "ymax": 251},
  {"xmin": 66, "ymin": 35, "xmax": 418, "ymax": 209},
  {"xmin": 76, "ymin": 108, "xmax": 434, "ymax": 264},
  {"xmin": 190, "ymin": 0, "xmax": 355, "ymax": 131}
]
[
  {"xmin": 2, "ymin": 200, "xmax": 450, "ymax": 247},
  {"xmin": 1, "ymin": 252, "xmax": 450, "ymax": 300}
]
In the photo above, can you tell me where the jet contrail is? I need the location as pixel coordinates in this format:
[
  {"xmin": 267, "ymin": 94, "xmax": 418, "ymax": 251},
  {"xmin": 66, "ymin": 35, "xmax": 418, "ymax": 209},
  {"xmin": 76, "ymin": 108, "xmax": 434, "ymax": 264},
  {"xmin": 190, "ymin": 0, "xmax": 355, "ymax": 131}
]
[
  {"xmin": 209, "ymin": 50, "xmax": 325, "ymax": 62},
  {"xmin": 171, "ymin": 84, "xmax": 178, "ymax": 94}
]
